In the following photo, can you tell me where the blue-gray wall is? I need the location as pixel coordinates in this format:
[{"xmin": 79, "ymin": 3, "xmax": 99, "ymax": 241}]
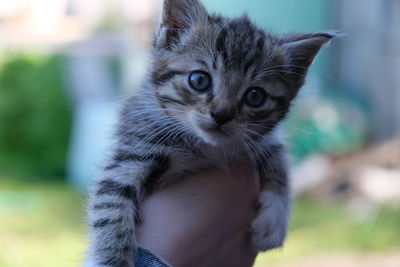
[
  {"xmin": 202, "ymin": 0, "xmax": 333, "ymax": 80},
  {"xmin": 203, "ymin": 0, "xmax": 330, "ymax": 31}
]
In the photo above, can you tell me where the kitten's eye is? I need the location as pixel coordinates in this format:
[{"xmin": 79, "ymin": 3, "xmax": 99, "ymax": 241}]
[
  {"xmin": 244, "ymin": 88, "xmax": 266, "ymax": 108},
  {"xmin": 189, "ymin": 71, "xmax": 212, "ymax": 92}
]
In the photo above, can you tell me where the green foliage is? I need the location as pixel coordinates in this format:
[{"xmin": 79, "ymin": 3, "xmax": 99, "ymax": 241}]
[
  {"xmin": 0, "ymin": 54, "xmax": 72, "ymax": 180},
  {"xmin": 285, "ymin": 96, "xmax": 369, "ymax": 160}
]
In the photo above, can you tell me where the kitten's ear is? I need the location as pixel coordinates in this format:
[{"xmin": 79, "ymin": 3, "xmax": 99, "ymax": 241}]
[
  {"xmin": 280, "ymin": 31, "xmax": 336, "ymax": 77},
  {"xmin": 161, "ymin": 0, "xmax": 208, "ymax": 27},
  {"xmin": 156, "ymin": 0, "xmax": 208, "ymax": 48}
]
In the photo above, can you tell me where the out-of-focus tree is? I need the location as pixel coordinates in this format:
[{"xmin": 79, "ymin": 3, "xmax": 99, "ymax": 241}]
[{"xmin": 0, "ymin": 55, "xmax": 72, "ymax": 180}]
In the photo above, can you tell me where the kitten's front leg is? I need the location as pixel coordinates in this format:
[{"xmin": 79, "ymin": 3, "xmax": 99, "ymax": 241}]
[
  {"xmin": 250, "ymin": 145, "xmax": 290, "ymax": 251},
  {"xmin": 88, "ymin": 153, "xmax": 169, "ymax": 267}
]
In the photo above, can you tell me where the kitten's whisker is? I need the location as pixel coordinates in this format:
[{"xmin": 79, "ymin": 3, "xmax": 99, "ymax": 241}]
[
  {"xmin": 256, "ymin": 69, "xmax": 306, "ymax": 78},
  {"xmin": 242, "ymin": 128, "xmax": 267, "ymax": 140},
  {"xmin": 119, "ymin": 122, "xmax": 176, "ymax": 150},
  {"xmin": 139, "ymin": 123, "xmax": 182, "ymax": 146},
  {"xmin": 240, "ymin": 137, "xmax": 265, "ymax": 188},
  {"xmin": 190, "ymin": 110, "xmax": 211, "ymax": 120},
  {"xmin": 242, "ymin": 136, "xmax": 276, "ymax": 182},
  {"xmin": 265, "ymin": 0, "xmax": 295, "ymax": 67}
]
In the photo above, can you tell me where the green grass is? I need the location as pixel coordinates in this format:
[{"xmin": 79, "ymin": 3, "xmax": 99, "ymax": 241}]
[
  {"xmin": 0, "ymin": 178, "xmax": 86, "ymax": 267},
  {"xmin": 255, "ymin": 198, "xmax": 400, "ymax": 266},
  {"xmin": 1, "ymin": 177, "xmax": 399, "ymax": 267}
]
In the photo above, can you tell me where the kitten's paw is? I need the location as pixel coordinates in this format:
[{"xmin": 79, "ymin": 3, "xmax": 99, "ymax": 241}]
[{"xmin": 250, "ymin": 191, "xmax": 288, "ymax": 251}]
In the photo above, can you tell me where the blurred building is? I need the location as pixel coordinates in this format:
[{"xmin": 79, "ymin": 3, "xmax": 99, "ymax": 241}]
[{"xmin": 335, "ymin": 0, "xmax": 400, "ymax": 143}]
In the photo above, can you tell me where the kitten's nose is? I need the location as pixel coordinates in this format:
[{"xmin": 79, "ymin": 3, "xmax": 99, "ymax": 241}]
[{"xmin": 210, "ymin": 110, "xmax": 233, "ymax": 126}]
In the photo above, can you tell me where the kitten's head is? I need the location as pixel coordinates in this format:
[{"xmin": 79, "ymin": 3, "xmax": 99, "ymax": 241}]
[{"xmin": 150, "ymin": 0, "xmax": 335, "ymax": 146}]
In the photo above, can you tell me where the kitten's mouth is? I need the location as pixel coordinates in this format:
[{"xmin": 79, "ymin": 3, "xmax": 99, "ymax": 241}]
[
  {"xmin": 203, "ymin": 126, "xmax": 228, "ymax": 136},
  {"xmin": 196, "ymin": 125, "xmax": 233, "ymax": 146},
  {"xmin": 188, "ymin": 111, "xmax": 233, "ymax": 146}
]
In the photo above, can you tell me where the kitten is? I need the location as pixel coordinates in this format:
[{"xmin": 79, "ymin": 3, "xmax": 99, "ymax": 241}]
[{"xmin": 87, "ymin": 0, "xmax": 335, "ymax": 266}]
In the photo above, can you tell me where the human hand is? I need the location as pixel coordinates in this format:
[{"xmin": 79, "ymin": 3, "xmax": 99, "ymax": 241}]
[{"xmin": 136, "ymin": 163, "xmax": 260, "ymax": 267}]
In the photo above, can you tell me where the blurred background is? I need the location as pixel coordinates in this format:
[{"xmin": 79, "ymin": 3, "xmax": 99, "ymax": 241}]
[{"xmin": 0, "ymin": 0, "xmax": 399, "ymax": 266}]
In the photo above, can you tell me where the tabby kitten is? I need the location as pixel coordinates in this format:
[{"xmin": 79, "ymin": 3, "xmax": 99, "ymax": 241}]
[{"xmin": 88, "ymin": 0, "xmax": 335, "ymax": 266}]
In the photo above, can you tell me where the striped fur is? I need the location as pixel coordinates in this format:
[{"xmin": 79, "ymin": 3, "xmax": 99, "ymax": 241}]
[{"xmin": 87, "ymin": 0, "xmax": 335, "ymax": 266}]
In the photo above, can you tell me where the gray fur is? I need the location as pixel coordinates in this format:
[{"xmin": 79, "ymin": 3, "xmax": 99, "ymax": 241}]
[{"xmin": 87, "ymin": 0, "xmax": 334, "ymax": 266}]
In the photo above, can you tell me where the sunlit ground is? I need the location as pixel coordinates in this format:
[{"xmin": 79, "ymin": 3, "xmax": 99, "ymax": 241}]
[
  {"xmin": 0, "ymin": 177, "xmax": 86, "ymax": 267},
  {"xmin": 1, "ymin": 176, "xmax": 399, "ymax": 267}
]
